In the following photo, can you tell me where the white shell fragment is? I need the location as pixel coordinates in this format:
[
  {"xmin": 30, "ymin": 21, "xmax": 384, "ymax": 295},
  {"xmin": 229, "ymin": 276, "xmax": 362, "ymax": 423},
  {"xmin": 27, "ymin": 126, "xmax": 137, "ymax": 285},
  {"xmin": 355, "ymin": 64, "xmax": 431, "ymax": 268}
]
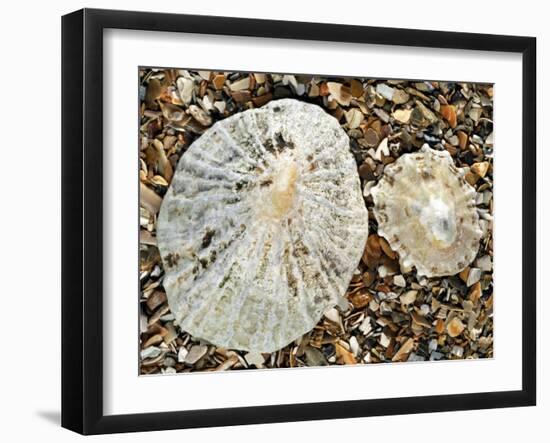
[
  {"xmin": 371, "ymin": 145, "xmax": 482, "ymax": 277},
  {"xmin": 157, "ymin": 99, "xmax": 369, "ymax": 353}
]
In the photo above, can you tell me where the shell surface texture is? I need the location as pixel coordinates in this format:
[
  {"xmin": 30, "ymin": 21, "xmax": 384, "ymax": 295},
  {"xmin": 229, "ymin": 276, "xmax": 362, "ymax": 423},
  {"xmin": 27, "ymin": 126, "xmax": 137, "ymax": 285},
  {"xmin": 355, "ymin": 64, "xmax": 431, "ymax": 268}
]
[
  {"xmin": 157, "ymin": 99, "xmax": 369, "ymax": 353},
  {"xmin": 371, "ymin": 144, "xmax": 482, "ymax": 278}
]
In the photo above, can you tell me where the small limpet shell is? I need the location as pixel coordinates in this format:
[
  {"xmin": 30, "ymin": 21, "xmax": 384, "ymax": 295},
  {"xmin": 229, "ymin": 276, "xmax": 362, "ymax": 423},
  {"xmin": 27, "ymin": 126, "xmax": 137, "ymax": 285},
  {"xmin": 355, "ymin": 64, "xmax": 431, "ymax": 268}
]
[
  {"xmin": 157, "ymin": 99, "xmax": 369, "ymax": 353},
  {"xmin": 371, "ymin": 144, "xmax": 482, "ymax": 277}
]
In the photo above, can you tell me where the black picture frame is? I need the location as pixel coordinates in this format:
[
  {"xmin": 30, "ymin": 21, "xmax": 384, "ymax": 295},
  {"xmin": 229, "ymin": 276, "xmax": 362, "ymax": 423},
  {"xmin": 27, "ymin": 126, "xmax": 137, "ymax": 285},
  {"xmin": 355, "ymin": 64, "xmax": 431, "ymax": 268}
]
[{"xmin": 61, "ymin": 8, "xmax": 537, "ymax": 435}]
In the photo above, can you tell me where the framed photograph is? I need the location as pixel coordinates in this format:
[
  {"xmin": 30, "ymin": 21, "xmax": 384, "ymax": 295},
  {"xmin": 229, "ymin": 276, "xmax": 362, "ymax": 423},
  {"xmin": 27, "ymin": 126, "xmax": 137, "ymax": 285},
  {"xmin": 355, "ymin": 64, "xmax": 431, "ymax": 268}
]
[{"xmin": 61, "ymin": 8, "xmax": 536, "ymax": 435}]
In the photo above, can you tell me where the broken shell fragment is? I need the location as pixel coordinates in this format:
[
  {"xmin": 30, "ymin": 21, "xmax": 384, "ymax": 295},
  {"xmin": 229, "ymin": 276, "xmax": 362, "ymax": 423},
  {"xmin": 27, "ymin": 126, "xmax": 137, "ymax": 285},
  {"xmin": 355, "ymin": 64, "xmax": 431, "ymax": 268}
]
[
  {"xmin": 371, "ymin": 145, "xmax": 482, "ymax": 277},
  {"xmin": 157, "ymin": 99, "xmax": 369, "ymax": 353}
]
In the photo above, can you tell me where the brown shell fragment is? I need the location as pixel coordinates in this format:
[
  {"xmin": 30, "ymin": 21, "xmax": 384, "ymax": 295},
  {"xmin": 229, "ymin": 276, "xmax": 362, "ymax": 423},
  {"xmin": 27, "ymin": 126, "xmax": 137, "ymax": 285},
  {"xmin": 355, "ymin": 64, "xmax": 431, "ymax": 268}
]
[{"xmin": 371, "ymin": 145, "xmax": 482, "ymax": 277}]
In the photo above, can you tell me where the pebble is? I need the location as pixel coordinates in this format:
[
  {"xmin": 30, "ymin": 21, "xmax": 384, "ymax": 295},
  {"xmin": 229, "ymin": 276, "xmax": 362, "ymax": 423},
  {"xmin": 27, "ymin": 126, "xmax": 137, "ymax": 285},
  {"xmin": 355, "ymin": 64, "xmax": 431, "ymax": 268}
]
[
  {"xmin": 429, "ymin": 351, "xmax": 444, "ymax": 361},
  {"xmin": 139, "ymin": 85, "xmax": 147, "ymax": 101},
  {"xmin": 359, "ymin": 317, "xmax": 373, "ymax": 336},
  {"xmin": 364, "ymin": 128, "xmax": 380, "ymax": 147},
  {"xmin": 254, "ymin": 73, "xmax": 266, "ymax": 84},
  {"xmin": 451, "ymin": 346, "xmax": 464, "ymax": 357},
  {"xmin": 447, "ymin": 317, "xmax": 465, "ymax": 338},
  {"xmin": 213, "ymin": 101, "xmax": 226, "ymax": 114},
  {"xmin": 459, "ymin": 267, "xmax": 470, "ymax": 283},
  {"xmin": 363, "ymin": 180, "xmax": 376, "ymax": 197},
  {"xmin": 282, "ymin": 74, "xmax": 298, "ymax": 91},
  {"xmin": 475, "ymin": 255, "xmax": 492, "ymax": 272},
  {"xmin": 482, "ymin": 190, "xmax": 492, "ymax": 205},
  {"xmin": 321, "ymin": 344, "xmax": 336, "ymax": 359},
  {"xmin": 415, "ymin": 100, "xmax": 438, "ymax": 124},
  {"xmin": 457, "ymin": 130, "xmax": 469, "ymax": 150},
  {"xmin": 229, "ymin": 77, "xmax": 250, "ymax": 91},
  {"xmin": 350, "ymin": 79, "xmax": 363, "ymax": 98},
  {"xmin": 466, "ymin": 268, "xmax": 482, "ymax": 286},
  {"xmin": 163, "ymin": 322, "xmax": 178, "ymax": 344},
  {"xmin": 140, "ymin": 314, "xmax": 148, "ymax": 333},
  {"xmin": 212, "ymin": 74, "xmax": 225, "ymax": 90},
  {"xmin": 468, "ymin": 106, "xmax": 483, "ymax": 123},
  {"xmin": 392, "ymin": 89, "xmax": 410, "ymax": 104},
  {"xmin": 408, "ymin": 353, "xmax": 426, "ymax": 362},
  {"xmin": 400, "ymin": 290, "xmax": 417, "ymax": 305},
  {"xmin": 476, "ymin": 192, "xmax": 484, "ymax": 206},
  {"xmin": 326, "ymin": 82, "xmax": 352, "ymax": 106},
  {"xmin": 197, "ymin": 71, "xmax": 211, "ymax": 80},
  {"xmin": 140, "ymin": 346, "xmax": 162, "ymax": 360},
  {"xmin": 157, "ymin": 312, "xmax": 174, "ymax": 322},
  {"xmin": 392, "ymin": 109, "xmax": 412, "ymax": 124},
  {"xmin": 379, "ymin": 237, "xmax": 396, "ymax": 259},
  {"xmin": 374, "ymin": 138, "xmax": 389, "ymax": 161},
  {"xmin": 471, "ymin": 161, "xmax": 490, "ymax": 178},
  {"xmin": 464, "ymin": 171, "xmax": 478, "ymax": 185},
  {"xmin": 349, "ymin": 290, "xmax": 371, "ymax": 309},
  {"xmin": 419, "ymin": 304, "xmax": 430, "ymax": 316},
  {"xmin": 369, "ymin": 299, "xmax": 380, "ymax": 312},
  {"xmin": 463, "ymin": 300, "xmax": 474, "ymax": 313},
  {"xmin": 448, "ymin": 135, "xmax": 459, "ymax": 146},
  {"xmin": 304, "ymin": 346, "xmax": 328, "ymax": 366},
  {"xmin": 345, "ymin": 108, "xmax": 364, "ymax": 129},
  {"xmin": 188, "ymin": 105, "xmax": 212, "ymax": 126},
  {"xmin": 164, "ymin": 357, "xmax": 176, "ymax": 367},
  {"xmin": 380, "ymin": 301, "xmax": 392, "ymax": 315},
  {"xmin": 358, "ymin": 162, "xmax": 376, "ymax": 181},
  {"xmin": 469, "ymin": 281, "xmax": 482, "ymax": 304},
  {"xmin": 378, "ymin": 265, "xmax": 389, "ymax": 278},
  {"xmin": 376, "ymin": 83, "xmax": 394, "ymax": 101},
  {"xmin": 393, "ymin": 275, "xmax": 406, "ymax": 287},
  {"xmin": 410, "ymin": 107, "xmax": 426, "ymax": 126},
  {"xmin": 440, "ymin": 104, "xmax": 457, "ymax": 127},
  {"xmin": 349, "ymin": 336, "xmax": 360, "ymax": 356},
  {"xmin": 143, "ymin": 334, "xmax": 163, "ymax": 348},
  {"xmin": 184, "ymin": 345, "xmax": 208, "ymax": 364},
  {"xmin": 146, "ymin": 290, "xmax": 166, "ymax": 312},
  {"xmin": 308, "ymin": 82, "xmax": 320, "ymax": 97},
  {"xmin": 176, "ymin": 77, "xmax": 194, "ymax": 104},
  {"xmin": 295, "ymin": 83, "xmax": 306, "ymax": 96},
  {"xmin": 324, "ymin": 307, "xmax": 340, "ymax": 323},
  {"xmin": 373, "ymin": 108, "xmax": 390, "ymax": 123},
  {"xmin": 244, "ymin": 352, "xmax": 265, "ymax": 368},
  {"xmin": 336, "ymin": 295, "xmax": 351, "ymax": 311},
  {"xmin": 392, "ymin": 338, "xmax": 415, "ymax": 362},
  {"xmin": 232, "ymin": 90, "xmax": 252, "ymax": 102},
  {"xmin": 177, "ymin": 346, "xmax": 188, "ymax": 363},
  {"xmin": 379, "ymin": 333, "xmax": 391, "ymax": 348},
  {"xmin": 415, "ymin": 82, "xmax": 433, "ymax": 92},
  {"xmin": 366, "ymin": 234, "xmax": 382, "ymax": 258}
]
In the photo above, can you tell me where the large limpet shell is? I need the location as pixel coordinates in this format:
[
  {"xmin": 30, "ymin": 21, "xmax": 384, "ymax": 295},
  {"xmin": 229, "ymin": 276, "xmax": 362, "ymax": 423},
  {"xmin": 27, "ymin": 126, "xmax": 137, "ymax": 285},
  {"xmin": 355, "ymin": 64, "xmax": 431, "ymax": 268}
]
[
  {"xmin": 157, "ymin": 99, "xmax": 369, "ymax": 353},
  {"xmin": 371, "ymin": 145, "xmax": 482, "ymax": 277}
]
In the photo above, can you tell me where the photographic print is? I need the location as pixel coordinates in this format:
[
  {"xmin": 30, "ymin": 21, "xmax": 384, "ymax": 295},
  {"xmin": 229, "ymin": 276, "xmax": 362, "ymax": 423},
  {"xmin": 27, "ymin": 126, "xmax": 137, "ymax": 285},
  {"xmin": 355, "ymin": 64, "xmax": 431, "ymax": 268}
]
[{"xmin": 138, "ymin": 68, "xmax": 494, "ymax": 374}]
